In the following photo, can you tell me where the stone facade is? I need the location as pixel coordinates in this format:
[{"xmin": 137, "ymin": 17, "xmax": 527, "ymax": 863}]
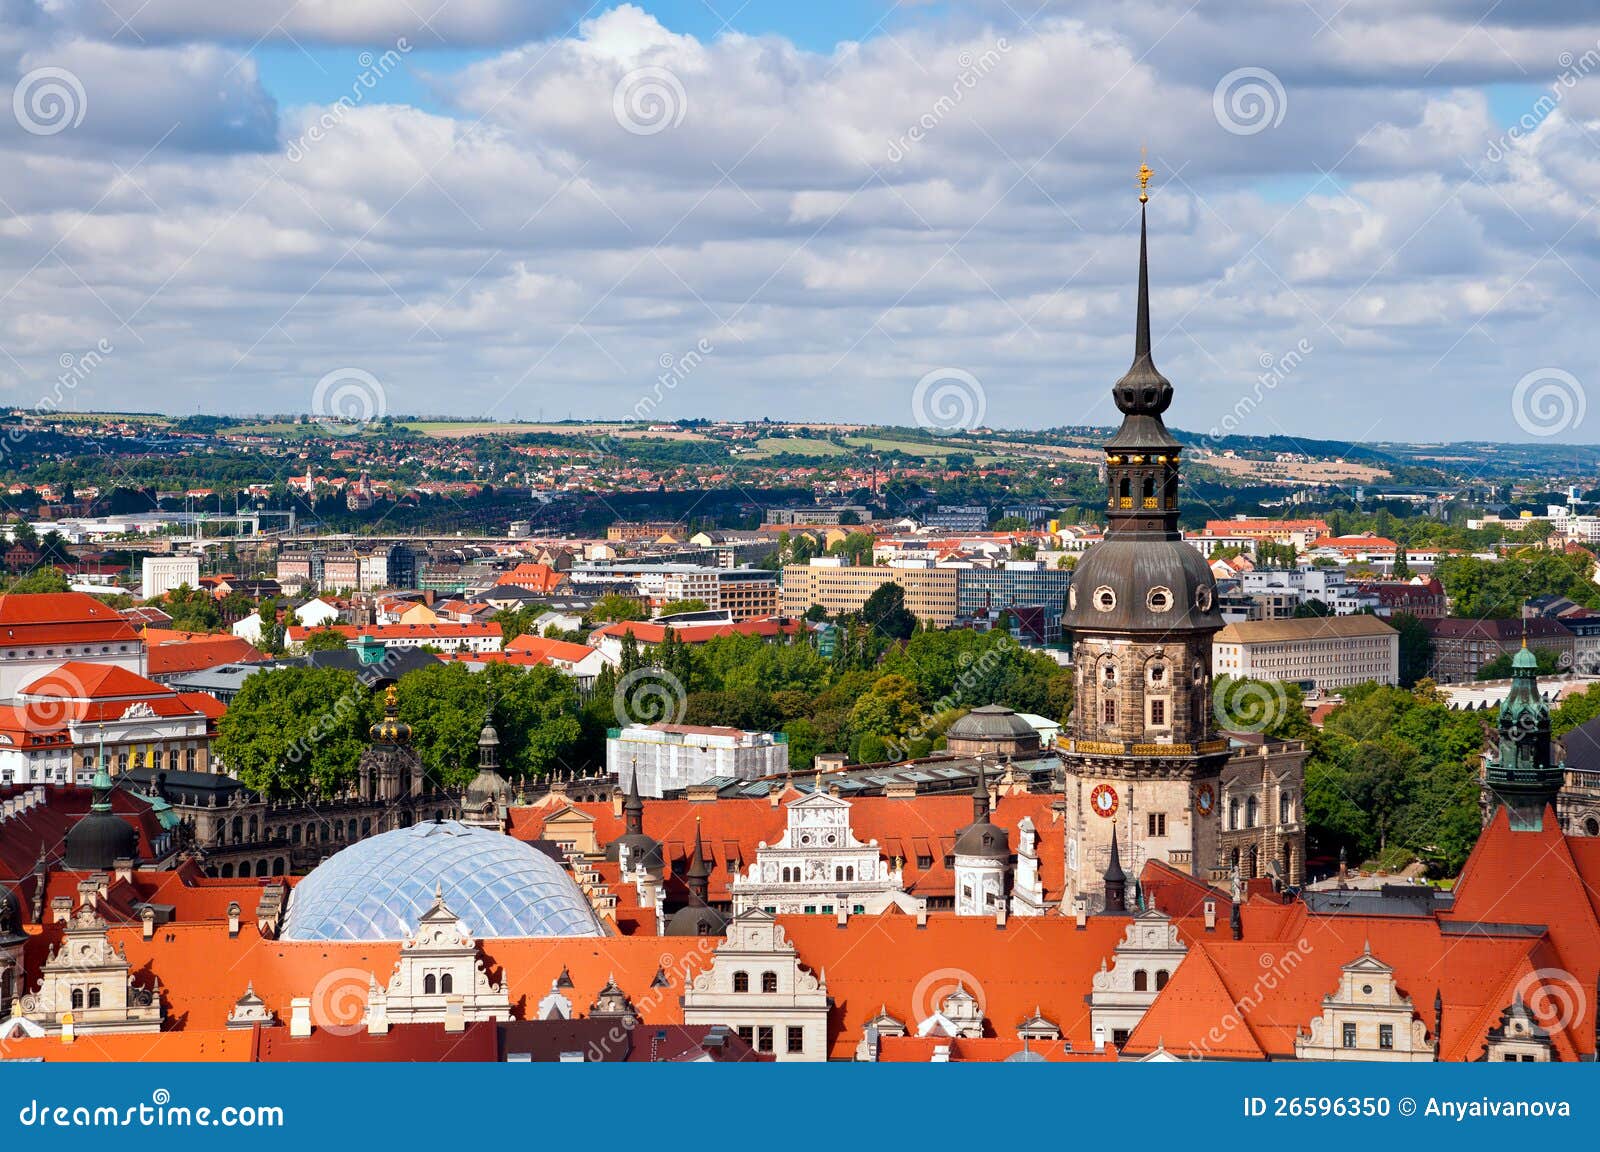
[
  {"xmin": 21, "ymin": 905, "xmax": 163, "ymax": 1036},
  {"xmin": 1218, "ymin": 739, "xmax": 1308, "ymax": 885},
  {"xmin": 730, "ymin": 790, "xmax": 917, "ymax": 916},
  {"xmin": 1089, "ymin": 908, "xmax": 1187, "ymax": 1050},
  {"xmin": 1293, "ymin": 948, "xmax": 1432, "ymax": 1061},
  {"xmin": 682, "ymin": 910, "xmax": 830, "ymax": 1061},
  {"xmin": 366, "ymin": 889, "xmax": 512, "ymax": 1032}
]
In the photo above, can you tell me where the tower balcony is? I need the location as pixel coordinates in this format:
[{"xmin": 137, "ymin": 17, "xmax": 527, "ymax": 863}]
[{"xmin": 1061, "ymin": 738, "xmax": 1231, "ymax": 758}]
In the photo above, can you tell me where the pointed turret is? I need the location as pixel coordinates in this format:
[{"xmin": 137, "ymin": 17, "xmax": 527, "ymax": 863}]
[
  {"xmin": 665, "ymin": 816, "xmax": 727, "ymax": 937},
  {"xmin": 608, "ymin": 762, "xmax": 664, "ymax": 876},
  {"xmin": 1103, "ymin": 826, "xmax": 1126, "ymax": 913}
]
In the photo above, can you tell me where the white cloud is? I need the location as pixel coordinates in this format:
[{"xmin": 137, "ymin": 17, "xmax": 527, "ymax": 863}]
[{"xmin": 0, "ymin": 3, "xmax": 1597, "ymax": 440}]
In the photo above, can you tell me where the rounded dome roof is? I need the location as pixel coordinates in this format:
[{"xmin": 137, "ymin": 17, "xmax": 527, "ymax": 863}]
[
  {"xmin": 948, "ymin": 704, "xmax": 1036, "ymax": 740},
  {"xmin": 1062, "ymin": 537, "xmax": 1222, "ymax": 634},
  {"xmin": 281, "ymin": 820, "xmax": 603, "ymax": 941},
  {"xmin": 64, "ymin": 810, "xmax": 138, "ymax": 871}
]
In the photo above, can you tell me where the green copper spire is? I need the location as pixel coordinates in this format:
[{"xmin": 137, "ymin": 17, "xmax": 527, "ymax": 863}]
[
  {"xmin": 1484, "ymin": 641, "xmax": 1563, "ymax": 831},
  {"xmin": 91, "ymin": 733, "xmax": 113, "ymax": 813}
]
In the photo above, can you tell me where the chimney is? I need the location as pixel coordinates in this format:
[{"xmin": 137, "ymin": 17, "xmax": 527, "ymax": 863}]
[
  {"xmin": 610, "ymin": 790, "xmax": 624, "ymax": 818},
  {"xmin": 289, "ymin": 998, "xmax": 313, "ymax": 1038},
  {"xmin": 837, "ymin": 906, "xmax": 849, "ymax": 929},
  {"xmin": 1074, "ymin": 898, "xmax": 1087, "ymax": 929},
  {"xmin": 51, "ymin": 896, "xmax": 71, "ymax": 924},
  {"xmin": 769, "ymin": 783, "xmax": 783, "ymax": 807},
  {"xmin": 916, "ymin": 905, "xmax": 928, "ymax": 929},
  {"xmin": 1230, "ymin": 900, "xmax": 1243, "ymax": 941},
  {"xmin": 995, "ymin": 904, "xmax": 1007, "ymax": 929},
  {"xmin": 114, "ymin": 858, "xmax": 133, "ymax": 885},
  {"xmin": 686, "ymin": 783, "xmax": 720, "ymax": 803},
  {"xmin": 141, "ymin": 906, "xmax": 156, "ymax": 941},
  {"xmin": 227, "ymin": 902, "xmax": 241, "ymax": 939},
  {"xmin": 444, "ymin": 996, "xmax": 465, "ymax": 1034},
  {"xmin": 1203, "ymin": 900, "xmax": 1216, "ymax": 932},
  {"xmin": 1093, "ymin": 1024, "xmax": 1106, "ymax": 1053}
]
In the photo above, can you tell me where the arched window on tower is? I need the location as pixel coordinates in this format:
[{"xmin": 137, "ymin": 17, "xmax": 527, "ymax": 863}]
[
  {"xmin": 1155, "ymin": 970, "xmax": 1170, "ymax": 991},
  {"xmin": 733, "ymin": 971, "xmax": 750, "ymax": 993},
  {"xmin": 70, "ymin": 988, "xmax": 84, "ymax": 1010},
  {"xmin": 1119, "ymin": 476, "xmax": 1131, "ymax": 500},
  {"xmin": 88, "ymin": 987, "xmax": 100, "ymax": 1008},
  {"xmin": 1142, "ymin": 475, "xmax": 1155, "ymax": 504},
  {"xmin": 762, "ymin": 971, "xmax": 778, "ymax": 994}
]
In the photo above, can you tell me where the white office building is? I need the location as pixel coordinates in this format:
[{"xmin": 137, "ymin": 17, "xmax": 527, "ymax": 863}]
[
  {"xmin": 607, "ymin": 723, "xmax": 788, "ymax": 797},
  {"xmin": 140, "ymin": 555, "xmax": 201, "ymax": 600}
]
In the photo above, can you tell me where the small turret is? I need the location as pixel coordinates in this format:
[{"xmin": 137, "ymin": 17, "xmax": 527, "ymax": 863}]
[
  {"xmin": 1103, "ymin": 826, "xmax": 1126, "ymax": 913},
  {"xmin": 1483, "ymin": 643, "xmax": 1564, "ymax": 830}
]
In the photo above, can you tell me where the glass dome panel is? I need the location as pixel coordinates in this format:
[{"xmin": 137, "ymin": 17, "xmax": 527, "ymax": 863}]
[{"xmin": 281, "ymin": 820, "xmax": 604, "ymax": 941}]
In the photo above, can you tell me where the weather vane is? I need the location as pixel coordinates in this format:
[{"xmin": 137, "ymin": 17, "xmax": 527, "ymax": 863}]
[{"xmin": 1138, "ymin": 146, "xmax": 1153, "ymax": 204}]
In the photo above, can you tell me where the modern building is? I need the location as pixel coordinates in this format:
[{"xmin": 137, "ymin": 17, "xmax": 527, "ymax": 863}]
[
  {"xmin": 713, "ymin": 569, "xmax": 780, "ymax": 621},
  {"xmin": 1212, "ymin": 616, "xmax": 1399, "ymax": 690},
  {"xmin": 140, "ymin": 555, "xmax": 201, "ymax": 601},
  {"xmin": 780, "ymin": 560, "xmax": 959, "ymax": 626},
  {"xmin": 1238, "ymin": 567, "xmax": 1378, "ymax": 616},
  {"xmin": 606, "ymin": 723, "xmax": 789, "ymax": 798},
  {"xmin": 923, "ymin": 505, "xmax": 989, "ymax": 531},
  {"xmin": 1423, "ymin": 617, "xmax": 1574, "ymax": 683},
  {"xmin": 954, "ymin": 562, "xmax": 1072, "ymax": 635},
  {"xmin": 763, "ymin": 505, "xmax": 869, "ymax": 527}
]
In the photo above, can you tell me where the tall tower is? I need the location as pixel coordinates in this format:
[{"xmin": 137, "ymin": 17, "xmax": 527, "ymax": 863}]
[
  {"xmin": 1482, "ymin": 644, "xmax": 1563, "ymax": 831},
  {"xmin": 1058, "ymin": 162, "xmax": 1230, "ymax": 908}
]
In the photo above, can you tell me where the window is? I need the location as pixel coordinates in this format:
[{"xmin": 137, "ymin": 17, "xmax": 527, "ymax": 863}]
[
  {"xmin": 917, "ymin": 855, "xmax": 932, "ymax": 869},
  {"xmin": 71, "ymin": 988, "xmax": 84, "ymax": 1010},
  {"xmin": 1133, "ymin": 970, "xmax": 1148, "ymax": 992},
  {"xmin": 1149, "ymin": 663, "xmax": 1165, "ymax": 683},
  {"xmin": 1147, "ymin": 812, "xmax": 1166, "ymax": 837},
  {"xmin": 1246, "ymin": 796, "xmax": 1259, "ymax": 827},
  {"xmin": 1112, "ymin": 1029, "xmax": 1129, "ymax": 1049},
  {"xmin": 732, "ymin": 971, "xmax": 749, "ymax": 993},
  {"xmin": 440, "ymin": 973, "xmax": 453, "ymax": 994},
  {"xmin": 1342, "ymin": 1023, "xmax": 1357, "ymax": 1049},
  {"xmin": 1379, "ymin": 1024, "xmax": 1393, "ymax": 1050},
  {"xmin": 1103, "ymin": 699, "xmax": 1117, "ymax": 725},
  {"xmin": 757, "ymin": 1026, "xmax": 774, "ymax": 1053},
  {"xmin": 761, "ymin": 971, "xmax": 778, "ymax": 994},
  {"xmin": 1155, "ymin": 970, "xmax": 1169, "ymax": 991},
  {"xmin": 736, "ymin": 1026, "xmax": 754, "ymax": 1047},
  {"xmin": 424, "ymin": 974, "xmax": 436, "ymax": 994},
  {"xmin": 1149, "ymin": 699, "xmax": 1166, "ymax": 726},
  {"xmin": 787, "ymin": 1026, "xmax": 805, "ymax": 1054}
]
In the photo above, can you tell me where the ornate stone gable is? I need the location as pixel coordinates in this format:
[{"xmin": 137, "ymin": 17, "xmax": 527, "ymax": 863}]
[
  {"xmin": 23, "ymin": 905, "xmax": 162, "ymax": 1035},
  {"xmin": 1089, "ymin": 907, "xmax": 1187, "ymax": 1049},
  {"xmin": 1294, "ymin": 947, "xmax": 1432, "ymax": 1061},
  {"xmin": 682, "ymin": 910, "xmax": 830, "ymax": 1061},
  {"xmin": 730, "ymin": 790, "xmax": 914, "ymax": 916},
  {"xmin": 365, "ymin": 887, "xmax": 511, "ymax": 1031}
]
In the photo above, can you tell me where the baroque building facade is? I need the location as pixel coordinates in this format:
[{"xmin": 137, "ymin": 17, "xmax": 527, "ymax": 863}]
[{"xmin": 1057, "ymin": 173, "xmax": 1231, "ymax": 909}]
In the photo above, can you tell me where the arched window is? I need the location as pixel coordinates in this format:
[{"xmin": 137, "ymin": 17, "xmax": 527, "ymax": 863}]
[
  {"xmin": 232, "ymin": 816, "xmax": 243, "ymax": 841},
  {"xmin": 1246, "ymin": 796, "xmax": 1259, "ymax": 828},
  {"xmin": 220, "ymin": 863, "xmax": 233, "ymax": 878},
  {"xmin": 1142, "ymin": 476, "xmax": 1155, "ymax": 500},
  {"xmin": 292, "ymin": 825, "xmax": 302, "ymax": 844},
  {"xmin": 1248, "ymin": 845, "xmax": 1259, "ymax": 877},
  {"xmin": 846, "ymin": 866, "xmax": 855, "ymax": 881},
  {"xmin": 762, "ymin": 971, "xmax": 778, "ymax": 993},
  {"xmin": 835, "ymin": 867, "xmax": 844, "ymax": 882},
  {"xmin": 71, "ymin": 988, "xmax": 84, "ymax": 1009},
  {"xmin": 1133, "ymin": 970, "xmax": 1148, "ymax": 992},
  {"xmin": 272, "ymin": 858, "xmax": 285, "ymax": 876},
  {"xmin": 362, "ymin": 818, "xmax": 371, "ymax": 836},
  {"xmin": 440, "ymin": 973, "xmax": 453, "ymax": 994},
  {"xmin": 239, "ymin": 861, "xmax": 252, "ymax": 878},
  {"xmin": 348, "ymin": 819, "xmax": 358, "ymax": 841},
  {"xmin": 1155, "ymin": 970, "xmax": 1170, "ymax": 991},
  {"xmin": 733, "ymin": 971, "xmax": 749, "ymax": 993},
  {"xmin": 424, "ymin": 974, "xmax": 437, "ymax": 994},
  {"xmin": 1279, "ymin": 793, "xmax": 1292, "ymax": 824},
  {"xmin": 88, "ymin": 987, "xmax": 101, "ymax": 1008},
  {"xmin": 1229, "ymin": 799, "xmax": 1240, "ymax": 831},
  {"xmin": 248, "ymin": 815, "xmax": 258, "ymax": 840},
  {"xmin": 1119, "ymin": 476, "xmax": 1131, "ymax": 499}
]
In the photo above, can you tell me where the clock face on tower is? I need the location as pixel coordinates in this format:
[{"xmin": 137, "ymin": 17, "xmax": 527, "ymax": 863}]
[{"xmin": 1090, "ymin": 784, "xmax": 1119, "ymax": 818}]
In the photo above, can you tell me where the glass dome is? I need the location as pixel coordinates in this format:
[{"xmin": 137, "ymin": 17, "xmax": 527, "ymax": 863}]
[{"xmin": 281, "ymin": 820, "xmax": 603, "ymax": 941}]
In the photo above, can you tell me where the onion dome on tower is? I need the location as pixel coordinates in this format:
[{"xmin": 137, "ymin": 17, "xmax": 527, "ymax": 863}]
[
  {"xmin": 369, "ymin": 684, "xmax": 413, "ymax": 745},
  {"xmin": 1483, "ymin": 641, "xmax": 1564, "ymax": 831},
  {"xmin": 64, "ymin": 741, "xmax": 138, "ymax": 871}
]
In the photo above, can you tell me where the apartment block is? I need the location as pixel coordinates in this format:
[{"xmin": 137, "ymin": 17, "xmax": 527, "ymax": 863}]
[
  {"xmin": 1213, "ymin": 615, "xmax": 1399, "ymax": 690},
  {"xmin": 781, "ymin": 560, "xmax": 959, "ymax": 626}
]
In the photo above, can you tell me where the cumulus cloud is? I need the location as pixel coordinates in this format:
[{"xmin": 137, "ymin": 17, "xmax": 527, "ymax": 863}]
[{"xmin": 0, "ymin": 2, "xmax": 1597, "ymax": 440}]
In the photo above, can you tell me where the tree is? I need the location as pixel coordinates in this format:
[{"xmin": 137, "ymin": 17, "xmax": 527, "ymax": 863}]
[
  {"xmin": 301, "ymin": 627, "xmax": 351, "ymax": 652},
  {"xmin": 1391, "ymin": 612, "xmax": 1434, "ymax": 688},
  {"xmin": 590, "ymin": 594, "xmax": 646, "ymax": 623},
  {"xmin": 392, "ymin": 662, "xmax": 582, "ymax": 785},
  {"xmin": 1476, "ymin": 647, "xmax": 1563, "ymax": 680},
  {"xmin": 861, "ymin": 581, "xmax": 916, "ymax": 641},
  {"xmin": 154, "ymin": 583, "xmax": 223, "ymax": 632},
  {"xmin": 1293, "ymin": 598, "xmax": 1332, "ymax": 618},
  {"xmin": 6, "ymin": 566, "xmax": 69, "ymax": 593},
  {"xmin": 1392, "ymin": 543, "xmax": 1412, "ymax": 579},
  {"xmin": 991, "ymin": 515, "xmax": 1029, "ymax": 531},
  {"xmin": 656, "ymin": 599, "xmax": 710, "ymax": 616},
  {"xmin": 216, "ymin": 667, "xmax": 371, "ymax": 795}
]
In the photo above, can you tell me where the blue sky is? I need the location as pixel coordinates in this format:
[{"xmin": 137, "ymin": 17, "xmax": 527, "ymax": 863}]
[{"xmin": 2, "ymin": 0, "xmax": 1598, "ymax": 442}]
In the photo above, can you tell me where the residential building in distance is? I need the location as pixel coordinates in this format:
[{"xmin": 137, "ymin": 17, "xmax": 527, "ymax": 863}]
[
  {"xmin": 284, "ymin": 622, "xmax": 503, "ymax": 655},
  {"xmin": 140, "ymin": 554, "xmax": 201, "ymax": 600},
  {"xmin": 1213, "ymin": 615, "xmax": 1399, "ymax": 690},
  {"xmin": 1238, "ymin": 567, "xmax": 1378, "ymax": 615},
  {"xmin": 1424, "ymin": 617, "xmax": 1575, "ymax": 683},
  {"xmin": 606, "ymin": 723, "xmax": 789, "ymax": 798},
  {"xmin": 781, "ymin": 559, "xmax": 959, "ymax": 626},
  {"xmin": 953, "ymin": 561, "xmax": 1072, "ymax": 632},
  {"xmin": 923, "ymin": 505, "xmax": 989, "ymax": 531},
  {"xmin": 713, "ymin": 569, "xmax": 780, "ymax": 621},
  {"xmin": 763, "ymin": 504, "xmax": 869, "ymax": 527},
  {"xmin": 1202, "ymin": 517, "xmax": 1329, "ymax": 551},
  {"xmin": 1366, "ymin": 578, "xmax": 1446, "ymax": 619},
  {"xmin": 588, "ymin": 617, "xmax": 804, "ymax": 663}
]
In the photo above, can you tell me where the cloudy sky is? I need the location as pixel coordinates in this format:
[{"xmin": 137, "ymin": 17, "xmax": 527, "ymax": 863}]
[{"xmin": 0, "ymin": 0, "xmax": 1598, "ymax": 442}]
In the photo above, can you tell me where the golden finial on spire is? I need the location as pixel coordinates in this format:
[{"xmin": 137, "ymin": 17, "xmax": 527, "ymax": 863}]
[{"xmin": 1138, "ymin": 146, "xmax": 1153, "ymax": 204}]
